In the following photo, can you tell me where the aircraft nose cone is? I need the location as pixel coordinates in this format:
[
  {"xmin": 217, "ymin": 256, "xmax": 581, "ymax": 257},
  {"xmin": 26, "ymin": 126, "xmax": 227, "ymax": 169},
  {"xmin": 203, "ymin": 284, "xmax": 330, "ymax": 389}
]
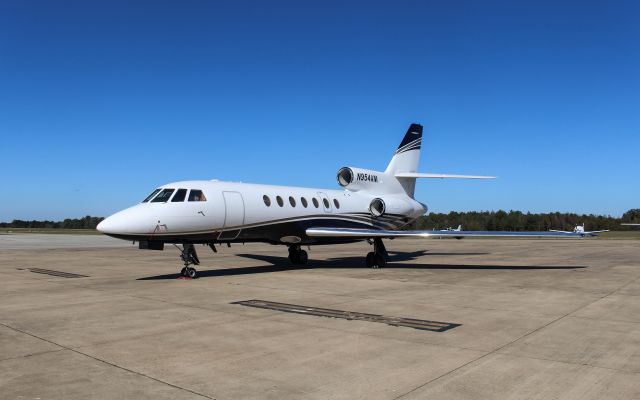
[
  {"xmin": 96, "ymin": 219, "xmax": 106, "ymax": 233},
  {"xmin": 97, "ymin": 206, "xmax": 158, "ymax": 236},
  {"xmin": 97, "ymin": 215, "xmax": 124, "ymax": 235}
]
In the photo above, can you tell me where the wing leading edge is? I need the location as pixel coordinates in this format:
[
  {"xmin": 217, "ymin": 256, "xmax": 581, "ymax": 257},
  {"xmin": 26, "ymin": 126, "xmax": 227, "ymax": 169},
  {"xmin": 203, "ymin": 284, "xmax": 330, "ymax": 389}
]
[{"xmin": 306, "ymin": 228, "xmax": 592, "ymax": 238}]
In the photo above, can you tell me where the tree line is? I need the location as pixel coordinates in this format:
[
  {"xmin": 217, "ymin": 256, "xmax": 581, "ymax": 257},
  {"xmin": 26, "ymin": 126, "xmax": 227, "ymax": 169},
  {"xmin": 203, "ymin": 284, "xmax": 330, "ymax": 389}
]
[
  {"xmin": 1, "ymin": 209, "xmax": 639, "ymax": 231},
  {"xmin": 0, "ymin": 216, "xmax": 105, "ymax": 230},
  {"xmin": 408, "ymin": 209, "xmax": 640, "ymax": 231}
]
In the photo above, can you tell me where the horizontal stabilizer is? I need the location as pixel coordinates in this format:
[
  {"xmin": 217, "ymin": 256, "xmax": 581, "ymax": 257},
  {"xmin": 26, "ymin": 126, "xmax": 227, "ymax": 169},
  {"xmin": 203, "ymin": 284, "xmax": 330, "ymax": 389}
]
[
  {"xmin": 395, "ymin": 172, "xmax": 496, "ymax": 179},
  {"xmin": 307, "ymin": 227, "xmax": 588, "ymax": 238}
]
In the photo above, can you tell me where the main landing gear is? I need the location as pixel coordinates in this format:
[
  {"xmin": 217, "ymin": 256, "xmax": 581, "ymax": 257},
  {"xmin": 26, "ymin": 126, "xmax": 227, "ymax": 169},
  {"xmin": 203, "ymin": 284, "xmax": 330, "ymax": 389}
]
[
  {"xmin": 177, "ymin": 243, "xmax": 200, "ymax": 278},
  {"xmin": 366, "ymin": 238, "xmax": 388, "ymax": 268},
  {"xmin": 288, "ymin": 245, "xmax": 308, "ymax": 265}
]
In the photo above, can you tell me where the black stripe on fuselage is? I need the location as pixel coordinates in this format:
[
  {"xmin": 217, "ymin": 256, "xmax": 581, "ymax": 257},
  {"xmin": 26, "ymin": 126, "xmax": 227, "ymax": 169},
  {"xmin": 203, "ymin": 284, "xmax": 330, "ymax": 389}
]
[
  {"xmin": 138, "ymin": 212, "xmax": 408, "ymax": 236},
  {"xmin": 104, "ymin": 214, "xmax": 412, "ymax": 245}
]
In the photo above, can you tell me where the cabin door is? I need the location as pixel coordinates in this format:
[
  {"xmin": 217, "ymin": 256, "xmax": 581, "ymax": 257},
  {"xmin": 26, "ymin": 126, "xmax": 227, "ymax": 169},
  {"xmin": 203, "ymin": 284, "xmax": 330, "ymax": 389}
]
[{"xmin": 218, "ymin": 191, "xmax": 245, "ymax": 240}]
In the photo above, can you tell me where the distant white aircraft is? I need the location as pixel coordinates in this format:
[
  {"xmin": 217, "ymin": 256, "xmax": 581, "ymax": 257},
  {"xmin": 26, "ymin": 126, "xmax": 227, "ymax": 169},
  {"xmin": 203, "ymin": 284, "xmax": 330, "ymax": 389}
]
[
  {"xmin": 622, "ymin": 223, "xmax": 640, "ymax": 226},
  {"xmin": 550, "ymin": 224, "xmax": 609, "ymax": 237},
  {"xmin": 98, "ymin": 123, "xmax": 586, "ymax": 278},
  {"xmin": 440, "ymin": 225, "xmax": 462, "ymax": 232}
]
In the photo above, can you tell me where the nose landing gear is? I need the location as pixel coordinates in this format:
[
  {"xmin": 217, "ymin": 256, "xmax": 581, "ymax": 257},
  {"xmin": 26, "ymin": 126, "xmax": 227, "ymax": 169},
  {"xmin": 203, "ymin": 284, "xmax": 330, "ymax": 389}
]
[
  {"xmin": 366, "ymin": 238, "xmax": 388, "ymax": 268},
  {"xmin": 176, "ymin": 243, "xmax": 200, "ymax": 278},
  {"xmin": 288, "ymin": 245, "xmax": 308, "ymax": 265}
]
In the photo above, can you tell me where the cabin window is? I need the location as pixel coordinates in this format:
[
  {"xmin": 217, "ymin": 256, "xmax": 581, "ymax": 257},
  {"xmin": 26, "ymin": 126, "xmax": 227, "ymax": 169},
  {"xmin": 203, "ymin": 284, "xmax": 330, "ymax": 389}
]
[
  {"xmin": 142, "ymin": 189, "xmax": 161, "ymax": 203},
  {"xmin": 333, "ymin": 199, "xmax": 340, "ymax": 209},
  {"xmin": 276, "ymin": 196, "xmax": 284, "ymax": 207},
  {"xmin": 263, "ymin": 195, "xmax": 271, "ymax": 207},
  {"xmin": 323, "ymin": 198, "xmax": 330, "ymax": 208},
  {"xmin": 301, "ymin": 197, "xmax": 308, "ymax": 208},
  {"xmin": 188, "ymin": 190, "xmax": 207, "ymax": 202},
  {"xmin": 289, "ymin": 196, "xmax": 296, "ymax": 207},
  {"xmin": 151, "ymin": 188, "xmax": 175, "ymax": 203},
  {"xmin": 312, "ymin": 198, "xmax": 319, "ymax": 208},
  {"xmin": 171, "ymin": 189, "xmax": 187, "ymax": 202}
]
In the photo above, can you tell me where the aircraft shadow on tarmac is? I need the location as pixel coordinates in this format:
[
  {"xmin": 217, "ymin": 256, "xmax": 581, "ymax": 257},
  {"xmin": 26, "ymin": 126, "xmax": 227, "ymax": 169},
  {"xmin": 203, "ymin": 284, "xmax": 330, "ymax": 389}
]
[{"xmin": 137, "ymin": 250, "xmax": 587, "ymax": 280}]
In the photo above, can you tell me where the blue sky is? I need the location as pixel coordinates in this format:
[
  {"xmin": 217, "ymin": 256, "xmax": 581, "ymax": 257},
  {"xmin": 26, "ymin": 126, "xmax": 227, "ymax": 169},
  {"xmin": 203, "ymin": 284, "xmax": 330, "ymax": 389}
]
[{"xmin": 1, "ymin": 1, "xmax": 638, "ymax": 221}]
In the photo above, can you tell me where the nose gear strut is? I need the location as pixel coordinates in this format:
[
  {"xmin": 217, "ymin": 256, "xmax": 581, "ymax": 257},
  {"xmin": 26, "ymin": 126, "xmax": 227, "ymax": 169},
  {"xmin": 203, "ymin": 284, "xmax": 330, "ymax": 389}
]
[
  {"xmin": 288, "ymin": 245, "xmax": 308, "ymax": 265},
  {"xmin": 174, "ymin": 243, "xmax": 200, "ymax": 278}
]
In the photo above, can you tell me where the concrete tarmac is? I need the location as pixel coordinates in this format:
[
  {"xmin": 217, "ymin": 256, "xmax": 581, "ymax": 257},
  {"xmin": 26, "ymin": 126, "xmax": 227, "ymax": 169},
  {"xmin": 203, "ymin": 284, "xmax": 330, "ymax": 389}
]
[{"xmin": 1, "ymin": 235, "xmax": 639, "ymax": 399}]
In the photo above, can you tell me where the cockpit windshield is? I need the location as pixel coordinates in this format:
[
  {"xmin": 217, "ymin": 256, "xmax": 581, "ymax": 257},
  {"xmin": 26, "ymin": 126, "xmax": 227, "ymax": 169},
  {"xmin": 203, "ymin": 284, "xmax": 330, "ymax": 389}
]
[
  {"xmin": 150, "ymin": 188, "xmax": 175, "ymax": 203},
  {"xmin": 142, "ymin": 189, "xmax": 161, "ymax": 203}
]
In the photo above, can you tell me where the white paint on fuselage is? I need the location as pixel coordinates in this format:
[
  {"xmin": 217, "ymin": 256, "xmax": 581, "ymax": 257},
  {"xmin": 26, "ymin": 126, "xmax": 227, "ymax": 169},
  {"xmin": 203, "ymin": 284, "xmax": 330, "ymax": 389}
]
[{"xmin": 98, "ymin": 179, "xmax": 426, "ymax": 240}]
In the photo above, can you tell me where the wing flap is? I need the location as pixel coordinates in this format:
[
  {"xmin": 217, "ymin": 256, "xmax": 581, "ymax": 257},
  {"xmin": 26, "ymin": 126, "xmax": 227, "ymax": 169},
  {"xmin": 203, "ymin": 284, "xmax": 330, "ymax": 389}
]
[{"xmin": 306, "ymin": 227, "xmax": 586, "ymax": 238}]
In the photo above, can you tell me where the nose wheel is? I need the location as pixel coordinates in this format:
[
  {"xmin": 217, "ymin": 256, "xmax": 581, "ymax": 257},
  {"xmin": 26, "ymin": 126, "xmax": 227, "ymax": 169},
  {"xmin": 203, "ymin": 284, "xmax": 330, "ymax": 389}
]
[
  {"xmin": 180, "ymin": 266, "xmax": 198, "ymax": 279},
  {"xmin": 176, "ymin": 243, "xmax": 200, "ymax": 279},
  {"xmin": 288, "ymin": 245, "xmax": 308, "ymax": 265},
  {"xmin": 366, "ymin": 238, "xmax": 388, "ymax": 268}
]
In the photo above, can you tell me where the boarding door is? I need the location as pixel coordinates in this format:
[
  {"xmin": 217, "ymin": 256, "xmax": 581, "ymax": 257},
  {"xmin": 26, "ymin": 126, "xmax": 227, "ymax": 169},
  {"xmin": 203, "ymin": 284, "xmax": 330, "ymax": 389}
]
[
  {"xmin": 218, "ymin": 191, "xmax": 245, "ymax": 240},
  {"xmin": 317, "ymin": 192, "xmax": 332, "ymax": 213}
]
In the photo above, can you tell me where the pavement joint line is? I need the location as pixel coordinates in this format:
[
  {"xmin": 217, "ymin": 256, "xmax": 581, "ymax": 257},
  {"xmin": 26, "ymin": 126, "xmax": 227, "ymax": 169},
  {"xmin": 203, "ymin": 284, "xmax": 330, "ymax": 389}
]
[
  {"xmin": 392, "ymin": 271, "xmax": 640, "ymax": 399},
  {"xmin": 562, "ymin": 314, "xmax": 640, "ymax": 325},
  {"xmin": 491, "ymin": 351, "xmax": 640, "ymax": 374},
  {"xmin": 0, "ymin": 322, "xmax": 215, "ymax": 400},
  {"xmin": 0, "ymin": 348, "xmax": 67, "ymax": 363}
]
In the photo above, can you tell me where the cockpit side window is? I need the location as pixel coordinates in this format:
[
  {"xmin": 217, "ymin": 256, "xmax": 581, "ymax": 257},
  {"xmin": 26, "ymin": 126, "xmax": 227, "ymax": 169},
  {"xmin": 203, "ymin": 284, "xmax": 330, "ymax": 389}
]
[
  {"xmin": 188, "ymin": 189, "xmax": 207, "ymax": 202},
  {"xmin": 171, "ymin": 188, "xmax": 187, "ymax": 202},
  {"xmin": 142, "ymin": 189, "xmax": 161, "ymax": 203},
  {"xmin": 151, "ymin": 188, "xmax": 175, "ymax": 203}
]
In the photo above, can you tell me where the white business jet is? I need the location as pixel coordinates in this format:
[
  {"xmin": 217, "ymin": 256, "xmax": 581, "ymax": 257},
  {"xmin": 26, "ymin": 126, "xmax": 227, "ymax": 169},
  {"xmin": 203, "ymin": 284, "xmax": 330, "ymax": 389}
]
[
  {"xmin": 550, "ymin": 224, "xmax": 609, "ymax": 237},
  {"xmin": 98, "ymin": 124, "xmax": 583, "ymax": 278},
  {"xmin": 440, "ymin": 225, "xmax": 462, "ymax": 232}
]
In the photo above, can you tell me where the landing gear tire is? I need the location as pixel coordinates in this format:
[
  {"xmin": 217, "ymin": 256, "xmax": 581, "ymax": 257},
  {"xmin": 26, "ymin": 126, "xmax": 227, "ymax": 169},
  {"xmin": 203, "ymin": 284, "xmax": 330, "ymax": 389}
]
[
  {"xmin": 374, "ymin": 253, "xmax": 387, "ymax": 268},
  {"xmin": 366, "ymin": 252, "xmax": 376, "ymax": 268},
  {"xmin": 288, "ymin": 247, "xmax": 308, "ymax": 265},
  {"xmin": 297, "ymin": 250, "xmax": 308, "ymax": 265},
  {"xmin": 288, "ymin": 249, "xmax": 299, "ymax": 264},
  {"xmin": 186, "ymin": 267, "xmax": 197, "ymax": 279},
  {"xmin": 180, "ymin": 267, "xmax": 188, "ymax": 276}
]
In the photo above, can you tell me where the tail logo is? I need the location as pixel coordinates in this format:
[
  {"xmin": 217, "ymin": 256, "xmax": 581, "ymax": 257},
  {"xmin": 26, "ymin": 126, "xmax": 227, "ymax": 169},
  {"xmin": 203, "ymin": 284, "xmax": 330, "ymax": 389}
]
[{"xmin": 395, "ymin": 137, "xmax": 421, "ymax": 154}]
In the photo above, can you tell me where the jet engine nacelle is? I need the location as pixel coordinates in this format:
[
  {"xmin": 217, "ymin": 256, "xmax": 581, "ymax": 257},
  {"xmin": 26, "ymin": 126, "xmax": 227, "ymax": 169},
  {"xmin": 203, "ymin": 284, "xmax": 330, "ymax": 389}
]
[
  {"xmin": 369, "ymin": 196, "xmax": 416, "ymax": 218},
  {"xmin": 337, "ymin": 167, "xmax": 387, "ymax": 192}
]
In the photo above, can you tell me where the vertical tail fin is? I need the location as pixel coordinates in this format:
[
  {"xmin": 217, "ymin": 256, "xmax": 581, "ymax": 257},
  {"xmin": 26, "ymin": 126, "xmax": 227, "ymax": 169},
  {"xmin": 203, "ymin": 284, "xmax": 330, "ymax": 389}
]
[{"xmin": 385, "ymin": 123, "xmax": 423, "ymax": 197}]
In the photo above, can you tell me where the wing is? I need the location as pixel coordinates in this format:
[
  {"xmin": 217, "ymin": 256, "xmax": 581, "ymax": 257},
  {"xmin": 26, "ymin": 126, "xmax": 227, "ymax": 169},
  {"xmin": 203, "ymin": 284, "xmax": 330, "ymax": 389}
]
[
  {"xmin": 549, "ymin": 229, "xmax": 571, "ymax": 233},
  {"xmin": 306, "ymin": 228, "xmax": 587, "ymax": 239},
  {"xmin": 587, "ymin": 230, "xmax": 609, "ymax": 234}
]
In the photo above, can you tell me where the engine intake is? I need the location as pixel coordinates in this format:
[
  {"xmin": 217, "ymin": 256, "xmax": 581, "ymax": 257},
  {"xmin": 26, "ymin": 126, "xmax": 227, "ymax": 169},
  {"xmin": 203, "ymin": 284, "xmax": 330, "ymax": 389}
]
[
  {"xmin": 369, "ymin": 198, "xmax": 386, "ymax": 217},
  {"xmin": 336, "ymin": 166, "xmax": 386, "ymax": 192},
  {"xmin": 337, "ymin": 167, "xmax": 354, "ymax": 187}
]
